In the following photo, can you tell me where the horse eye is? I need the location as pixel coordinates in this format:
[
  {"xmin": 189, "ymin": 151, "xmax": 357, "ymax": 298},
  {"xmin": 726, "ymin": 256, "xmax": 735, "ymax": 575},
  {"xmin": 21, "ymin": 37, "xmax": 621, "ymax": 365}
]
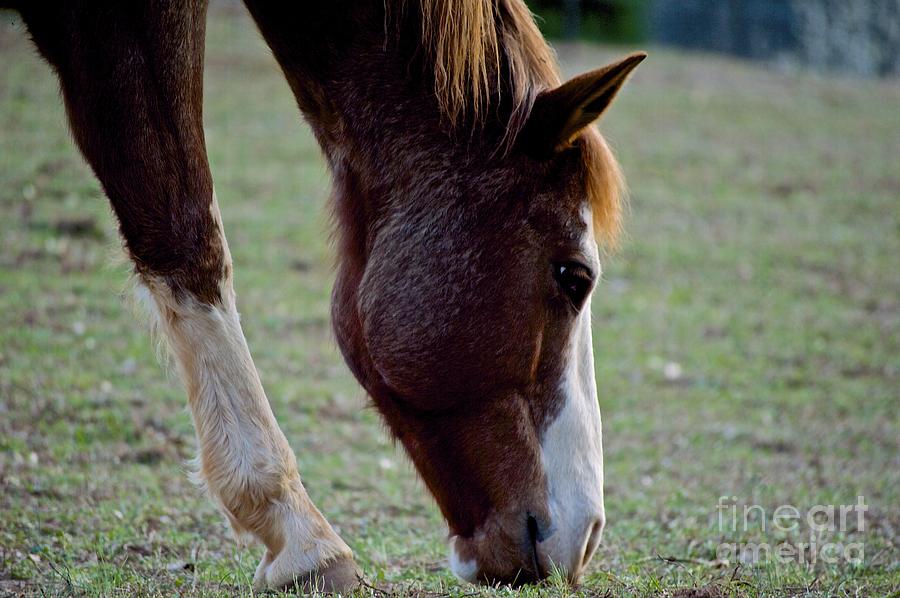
[{"xmin": 553, "ymin": 262, "xmax": 594, "ymax": 310}]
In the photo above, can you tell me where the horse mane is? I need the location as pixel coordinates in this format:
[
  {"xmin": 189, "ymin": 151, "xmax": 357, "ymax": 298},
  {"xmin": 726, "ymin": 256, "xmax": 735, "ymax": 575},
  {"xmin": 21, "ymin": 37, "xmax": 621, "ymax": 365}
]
[{"xmin": 401, "ymin": 0, "xmax": 623, "ymax": 249}]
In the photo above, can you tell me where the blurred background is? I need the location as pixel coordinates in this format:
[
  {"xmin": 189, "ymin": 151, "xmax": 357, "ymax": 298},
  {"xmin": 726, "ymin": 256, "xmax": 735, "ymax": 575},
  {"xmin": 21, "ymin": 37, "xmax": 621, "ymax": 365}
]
[
  {"xmin": 1, "ymin": 1, "xmax": 897, "ymax": 596},
  {"xmin": 531, "ymin": 0, "xmax": 900, "ymax": 78}
]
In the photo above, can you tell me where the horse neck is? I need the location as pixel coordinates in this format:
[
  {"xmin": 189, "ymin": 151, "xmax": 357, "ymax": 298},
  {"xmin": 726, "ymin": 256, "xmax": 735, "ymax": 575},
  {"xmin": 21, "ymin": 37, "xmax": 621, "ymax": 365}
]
[{"xmin": 245, "ymin": 2, "xmax": 503, "ymax": 189}]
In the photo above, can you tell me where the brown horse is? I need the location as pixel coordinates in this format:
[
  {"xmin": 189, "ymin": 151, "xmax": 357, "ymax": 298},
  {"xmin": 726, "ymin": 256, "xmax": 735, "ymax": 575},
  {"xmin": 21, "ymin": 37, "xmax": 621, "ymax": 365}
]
[{"xmin": 9, "ymin": 0, "xmax": 643, "ymax": 591}]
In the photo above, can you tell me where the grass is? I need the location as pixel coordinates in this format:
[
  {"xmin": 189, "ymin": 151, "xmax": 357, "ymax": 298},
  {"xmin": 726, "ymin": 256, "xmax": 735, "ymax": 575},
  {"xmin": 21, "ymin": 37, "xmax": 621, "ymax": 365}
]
[{"xmin": 1, "ymin": 5, "xmax": 898, "ymax": 597}]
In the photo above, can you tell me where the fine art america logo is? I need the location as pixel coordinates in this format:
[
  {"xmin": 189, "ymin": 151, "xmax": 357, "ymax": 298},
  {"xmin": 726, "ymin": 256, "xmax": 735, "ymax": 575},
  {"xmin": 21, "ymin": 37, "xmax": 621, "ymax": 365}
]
[{"xmin": 715, "ymin": 496, "xmax": 867, "ymax": 566}]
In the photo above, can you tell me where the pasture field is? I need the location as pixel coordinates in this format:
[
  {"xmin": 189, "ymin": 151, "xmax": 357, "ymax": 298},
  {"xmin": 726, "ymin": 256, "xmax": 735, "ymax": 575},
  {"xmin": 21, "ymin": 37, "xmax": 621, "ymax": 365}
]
[{"xmin": 1, "ymin": 6, "xmax": 898, "ymax": 597}]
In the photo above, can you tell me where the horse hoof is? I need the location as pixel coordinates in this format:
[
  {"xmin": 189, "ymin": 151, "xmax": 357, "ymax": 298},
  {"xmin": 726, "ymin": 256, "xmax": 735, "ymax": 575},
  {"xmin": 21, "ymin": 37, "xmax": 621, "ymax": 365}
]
[
  {"xmin": 290, "ymin": 556, "xmax": 362, "ymax": 594},
  {"xmin": 256, "ymin": 552, "xmax": 362, "ymax": 594}
]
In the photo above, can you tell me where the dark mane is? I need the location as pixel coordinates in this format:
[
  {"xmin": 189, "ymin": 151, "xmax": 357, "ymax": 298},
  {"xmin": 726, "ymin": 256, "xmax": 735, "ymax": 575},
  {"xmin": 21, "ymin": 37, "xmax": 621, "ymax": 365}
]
[{"xmin": 406, "ymin": 0, "xmax": 624, "ymax": 248}]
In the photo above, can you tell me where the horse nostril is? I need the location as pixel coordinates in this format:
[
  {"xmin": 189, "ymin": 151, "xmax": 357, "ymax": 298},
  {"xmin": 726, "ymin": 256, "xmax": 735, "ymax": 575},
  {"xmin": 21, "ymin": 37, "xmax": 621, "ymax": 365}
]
[
  {"xmin": 581, "ymin": 518, "xmax": 603, "ymax": 569},
  {"xmin": 526, "ymin": 514, "xmax": 545, "ymax": 579}
]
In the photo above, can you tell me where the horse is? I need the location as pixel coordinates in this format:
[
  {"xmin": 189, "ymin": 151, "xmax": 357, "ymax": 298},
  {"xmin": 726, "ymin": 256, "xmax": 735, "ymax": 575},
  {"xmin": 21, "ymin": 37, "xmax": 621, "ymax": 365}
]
[{"xmin": 8, "ymin": 0, "xmax": 643, "ymax": 591}]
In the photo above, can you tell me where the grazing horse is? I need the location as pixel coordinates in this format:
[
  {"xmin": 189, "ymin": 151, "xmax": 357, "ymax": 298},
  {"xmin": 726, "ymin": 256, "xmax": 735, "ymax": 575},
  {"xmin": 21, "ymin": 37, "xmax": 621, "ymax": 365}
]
[{"xmin": 9, "ymin": 0, "xmax": 643, "ymax": 591}]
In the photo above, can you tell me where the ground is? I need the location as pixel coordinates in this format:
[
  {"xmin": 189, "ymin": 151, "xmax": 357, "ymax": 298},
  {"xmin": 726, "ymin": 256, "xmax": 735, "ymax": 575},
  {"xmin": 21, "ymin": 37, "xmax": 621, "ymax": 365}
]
[{"xmin": 1, "ymin": 5, "xmax": 898, "ymax": 597}]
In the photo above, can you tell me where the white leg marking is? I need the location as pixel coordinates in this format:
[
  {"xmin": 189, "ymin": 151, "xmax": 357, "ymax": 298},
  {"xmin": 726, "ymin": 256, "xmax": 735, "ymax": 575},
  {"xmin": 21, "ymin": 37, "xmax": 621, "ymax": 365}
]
[{"xmin": 138, "ymin": 194, "xmax": 351, "ymax": 589}]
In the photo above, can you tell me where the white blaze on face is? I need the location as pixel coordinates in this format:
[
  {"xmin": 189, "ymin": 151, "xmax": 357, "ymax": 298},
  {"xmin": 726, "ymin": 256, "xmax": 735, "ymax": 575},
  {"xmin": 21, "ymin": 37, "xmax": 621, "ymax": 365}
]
[
  {"xmin": 446, "ymin": 206, "xmax": 605, "ymax": 584},
  {"xmin": 537, "ymin": 207, "xmax": 605, "ymax": 579}
]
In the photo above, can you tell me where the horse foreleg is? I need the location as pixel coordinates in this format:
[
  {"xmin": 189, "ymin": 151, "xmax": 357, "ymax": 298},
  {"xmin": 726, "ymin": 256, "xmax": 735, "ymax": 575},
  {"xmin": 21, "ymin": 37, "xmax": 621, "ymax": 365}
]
[
  {"xmin": 18, "ymin": 3, "xmax": 359, "ymax": 591},
  {"xmin": 139, "ymin": 221, "xmax": 359, "ymax": 592}
]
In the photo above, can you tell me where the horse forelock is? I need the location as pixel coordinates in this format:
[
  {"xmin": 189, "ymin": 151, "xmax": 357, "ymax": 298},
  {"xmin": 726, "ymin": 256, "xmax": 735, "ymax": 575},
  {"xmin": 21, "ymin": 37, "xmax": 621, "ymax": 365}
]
[{"xmin": 582, "ymin": 128, "xmax": 624, "ymax": 251}]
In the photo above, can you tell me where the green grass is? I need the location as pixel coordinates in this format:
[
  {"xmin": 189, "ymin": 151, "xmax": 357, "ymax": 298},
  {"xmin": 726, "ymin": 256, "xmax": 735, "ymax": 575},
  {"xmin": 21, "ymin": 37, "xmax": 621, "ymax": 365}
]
[
  {"xmin": 2, "ymin": 6, "xmax": 898, "ymax": 597},
  {"xmin": 531, "ymin": 2, "xmax": 650, "ymax": 44}
]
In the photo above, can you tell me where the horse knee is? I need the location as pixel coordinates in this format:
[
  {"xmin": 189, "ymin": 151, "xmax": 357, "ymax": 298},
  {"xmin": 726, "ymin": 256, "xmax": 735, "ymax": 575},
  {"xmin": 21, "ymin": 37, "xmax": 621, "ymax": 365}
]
[{"xmin": 127, "ymin": 196, "xmax": 232, "ymax": 306}]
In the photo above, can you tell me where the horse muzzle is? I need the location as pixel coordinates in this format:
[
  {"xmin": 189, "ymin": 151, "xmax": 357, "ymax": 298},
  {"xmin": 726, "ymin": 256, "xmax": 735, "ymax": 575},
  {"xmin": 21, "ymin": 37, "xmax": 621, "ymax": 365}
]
[{"xmin": 448, "ymin": 500, "xmax": 604, "ymax": 585}]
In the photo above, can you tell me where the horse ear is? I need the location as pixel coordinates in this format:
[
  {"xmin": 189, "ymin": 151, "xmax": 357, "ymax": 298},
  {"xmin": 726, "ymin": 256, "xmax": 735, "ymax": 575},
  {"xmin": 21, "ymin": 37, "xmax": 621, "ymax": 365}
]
[{"xmin": 522, "ymin": 52, "xmax": 646, "ymax": 156}]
